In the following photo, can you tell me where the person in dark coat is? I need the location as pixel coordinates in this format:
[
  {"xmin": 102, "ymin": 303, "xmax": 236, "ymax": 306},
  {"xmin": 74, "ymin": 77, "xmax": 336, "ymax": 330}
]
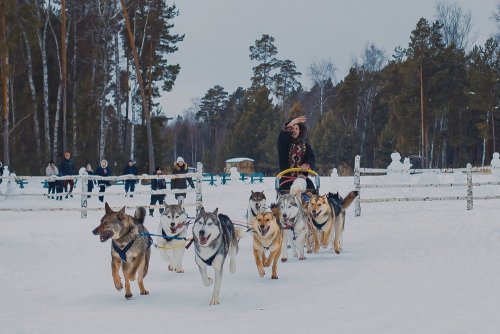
[
  {"xmin": 149, "ymin": 166, "xmax": 166, "ymax": 217},
  {"xmin": 171, "ymin": 157, "xmax": 195, "ymax": 204},
  {"xmin": 95, "ymin": 159, "xmax": 111, "ymax": 202},
  {"xmin": 277, "ymin": 115, "xmax": 316, "ymax": 194},
  {"xmin": 122, "ymin": 160, "xmax": 138, "ymax": 197},
  {"xmin": 59, "ymin": 151, "xmax": 75, "ymax": 198}
]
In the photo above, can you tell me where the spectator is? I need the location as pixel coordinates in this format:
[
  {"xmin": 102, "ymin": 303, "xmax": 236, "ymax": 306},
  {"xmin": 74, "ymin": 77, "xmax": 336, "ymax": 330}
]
[
  {"xmin": 45, "ymin": 160, "xmax": 59, "ymax": 199},
  {"xmin": 149, "ymin": 166, "xmax": 166, "ymax": 217},
  {"xmin": 122, "ymin": 160, "xmax": 138, "ymax": 197},
  {"xmin": 171, "ymin": 157, "xmax": 194, "ymax": 204},
  {"xmin": 95, "ymin": 159, "xmax": 111, "ymax": 202},
  {"xmin": 85, "ymin": 163, "xmax": 96, "ymax": 199},
  {"xmin": 59, "ymin": 151, "xmax": 75, "ymax": 198}
]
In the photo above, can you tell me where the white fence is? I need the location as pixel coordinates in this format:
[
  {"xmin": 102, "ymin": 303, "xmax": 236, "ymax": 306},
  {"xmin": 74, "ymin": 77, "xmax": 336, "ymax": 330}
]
[
  {"xmin": 353, "ymin": 155, "xmax": 500, "ymax": 216},
  {"xmin": 0, "ymin": 162, "xmax": 204, "ymax": 219}
]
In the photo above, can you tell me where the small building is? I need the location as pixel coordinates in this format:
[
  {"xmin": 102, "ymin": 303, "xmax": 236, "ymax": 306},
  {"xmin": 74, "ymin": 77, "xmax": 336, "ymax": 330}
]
[{"xmin": 225, "ymin": 157, "xmax": 254, "ymax": 174}]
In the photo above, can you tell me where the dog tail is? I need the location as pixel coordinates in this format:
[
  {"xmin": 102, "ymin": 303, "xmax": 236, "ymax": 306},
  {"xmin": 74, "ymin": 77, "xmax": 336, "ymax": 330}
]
[
  {"xmin": 290, "ymin": 178, "xmax": 307, "ymax": 197},
  {"xmin": 341, "ymin": 191, "xmax": 359, "ymax": 209},
  {"xmin": 135, "ymin": 207, "xmax": 146, "ymax": 224},
  {"xmin": 234, "ymin": 227, "xmax": 246, "ymax": 240}
]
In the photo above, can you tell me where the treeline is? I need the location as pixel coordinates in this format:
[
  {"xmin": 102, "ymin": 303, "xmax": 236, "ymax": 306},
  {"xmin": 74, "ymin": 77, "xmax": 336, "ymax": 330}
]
[{"xmin": 0, "ymin": 1, "xmax": 499, "ymax": 176}]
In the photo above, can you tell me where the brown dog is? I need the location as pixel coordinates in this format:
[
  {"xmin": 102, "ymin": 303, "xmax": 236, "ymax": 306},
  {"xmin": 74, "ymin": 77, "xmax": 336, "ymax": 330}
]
[
  {"xmin": 307, "ymin": 191, "xmax": 358, "ymax": 254},
  {"xmin": 92, "ymin": 203, "xmax": 152, "ymax": 299},
  {"xmin": 252, "ymin": 204, "xmax": 283, "ymax": 279}
]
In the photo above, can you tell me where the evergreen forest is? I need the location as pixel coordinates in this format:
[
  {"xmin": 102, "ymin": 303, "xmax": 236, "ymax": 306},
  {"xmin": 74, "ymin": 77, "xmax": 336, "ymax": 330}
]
[{"xmin": 0, "ymin": 1, "xmax": 499, "ymax": 176}]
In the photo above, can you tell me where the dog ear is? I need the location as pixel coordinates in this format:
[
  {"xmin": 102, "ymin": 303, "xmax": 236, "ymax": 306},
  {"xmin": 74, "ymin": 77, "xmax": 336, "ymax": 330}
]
[
  {"xmin": 213, "ymin": 207, "xmax": 218, "ymax": 215},
  {"xmin": 105, "ymin": 202, "xmax": 112, "ymax": 214}
]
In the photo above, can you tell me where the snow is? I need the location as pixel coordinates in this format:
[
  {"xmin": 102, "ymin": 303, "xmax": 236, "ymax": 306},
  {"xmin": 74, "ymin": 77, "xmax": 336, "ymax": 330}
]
[
  {"xmin": 1, "ymin": 175, "xmax": 499, "ymax": 333},
  {"xmin": 225, "ymin": 157, "xmax": 254, "ymax": 163}
]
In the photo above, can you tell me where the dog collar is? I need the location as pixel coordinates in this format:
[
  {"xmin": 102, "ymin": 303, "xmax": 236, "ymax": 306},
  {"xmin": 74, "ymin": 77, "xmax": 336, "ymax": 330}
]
[{"xmin": 198, "ymin": 251, "xmax": 217, "ymax": 266}]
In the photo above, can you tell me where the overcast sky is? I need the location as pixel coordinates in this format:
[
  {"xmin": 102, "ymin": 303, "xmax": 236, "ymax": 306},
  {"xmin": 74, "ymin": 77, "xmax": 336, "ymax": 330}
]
[{"xmin": 159, "ymin": 0, "xmax": 498, "ymax": 118}]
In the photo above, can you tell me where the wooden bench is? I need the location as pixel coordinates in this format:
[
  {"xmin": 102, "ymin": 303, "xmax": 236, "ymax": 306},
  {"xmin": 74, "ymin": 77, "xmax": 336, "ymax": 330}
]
[{"xmin": 250, "ymin": 172, "xmax": 264, "ymax": 184}]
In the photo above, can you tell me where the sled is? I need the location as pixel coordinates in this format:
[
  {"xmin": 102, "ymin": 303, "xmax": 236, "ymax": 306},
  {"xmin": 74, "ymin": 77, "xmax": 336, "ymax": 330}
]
[{"xmin": 275, "ymin": 167, "xmax": 320, "ymax": 198}]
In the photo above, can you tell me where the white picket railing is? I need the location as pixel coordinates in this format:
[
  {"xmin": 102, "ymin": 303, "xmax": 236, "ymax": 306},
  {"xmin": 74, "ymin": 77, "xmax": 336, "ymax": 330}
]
[
  {"xmin": 353, "ymin": 155, "xmax": 500, "ymax": 216},
  {"xmin": 0, "ymin": 162, "xmax": 204, "ymax": 219}
]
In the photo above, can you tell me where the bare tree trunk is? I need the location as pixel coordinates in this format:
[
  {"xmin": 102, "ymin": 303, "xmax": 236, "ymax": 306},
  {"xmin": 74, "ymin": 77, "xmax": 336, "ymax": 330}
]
[
  {"xmin": 49, "ymin": 12, "xmax": 63, "ymax": 160},
  {"xmin": 71, "ymin": 1, "xmax": 78, "ymax": 156},
  {"xmin": 130, "ymin": 80, "xmax": 137, "ymax": 161},
  {"xmin": 33, "ymin": 0, "xmax": 51, "ymax": 159},
  {"xmin": 1, "ymin": 3, "xmax": 9, "ymax": 165},
  {"xmin": 115, "ymin": 27, "xmax": 123, "ymax": 150},
  {"xmin": 21, "ymin": 29, "xmax": 41, "ymax": 154},
  {"xmin": 420, "ymin": 64, "xmax": 426, "ymax": 166},
  {"xmin": 120, "ymin": 0, "xmax": 155, "ymax": 173},
  {"xmin": 99, "ymin": 57, "xmax": 108, "ymax": 162},
  {"xmin": 61, "ymin": 0, "xmax": 68, "ymax": 153},
  {"xmin": 124, "ymin": 58, "xmax": 129, "ymax": 149}
]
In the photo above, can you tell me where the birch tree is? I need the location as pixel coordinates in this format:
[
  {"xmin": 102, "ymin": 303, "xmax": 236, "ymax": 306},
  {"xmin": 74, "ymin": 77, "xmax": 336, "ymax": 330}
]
[{"xmin": 308, "ymin": 57, "xmax": 336, "ymax": 115}]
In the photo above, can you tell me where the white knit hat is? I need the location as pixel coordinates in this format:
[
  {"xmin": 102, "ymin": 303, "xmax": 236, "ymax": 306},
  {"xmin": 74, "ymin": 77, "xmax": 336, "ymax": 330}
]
[{"xmin": 176, "ymin": 156, "xmax": 184, "ymax": 163}]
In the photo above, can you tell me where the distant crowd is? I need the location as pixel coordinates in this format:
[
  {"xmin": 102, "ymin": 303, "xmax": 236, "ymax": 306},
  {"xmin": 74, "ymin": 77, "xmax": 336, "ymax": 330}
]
[{"xmin": 43, "ymin": 152, "xmax": 194, "ymax": 215}]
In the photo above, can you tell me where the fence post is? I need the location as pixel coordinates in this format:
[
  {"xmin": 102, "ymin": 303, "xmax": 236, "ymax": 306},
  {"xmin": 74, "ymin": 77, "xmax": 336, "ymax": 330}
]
[
  {"xmin": 466, "ymin": 163, "xmax": 473, "ymax": 210},
  {"xmin": 196, "ymin": 162, "xmax": 203, "ymax": 215},
  {"xmin": 354, "ymin": 155, "xmax": 361, "ymax": 217},
  {"xmin": 81, "ymin": 175, "xmax": 87, "ymax": 219}
]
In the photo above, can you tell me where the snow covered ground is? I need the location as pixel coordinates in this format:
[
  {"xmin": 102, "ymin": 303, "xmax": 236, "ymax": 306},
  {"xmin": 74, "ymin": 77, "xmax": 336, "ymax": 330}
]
[{"xmin": 1, "ymin": 175, "xmax": 499, "ymax": 333}]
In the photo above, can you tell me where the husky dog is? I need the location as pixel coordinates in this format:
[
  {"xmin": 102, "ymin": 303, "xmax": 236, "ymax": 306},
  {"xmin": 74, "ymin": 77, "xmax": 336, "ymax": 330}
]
[
  {"xmin": 277, "ymin": 179, "xmax": 309, "ymax": 261},
  {"xmin": 246, "ymin": 190, "xmax": 267, "ymax": 228},
  {"xmin": 307, "ymin": 191, "xmax": 358, "ymax": 254},
  {"xmin": 157, "ymin": 204, "xmax": 188, "ymax": 273},
  {"xmin": 251, "ymin": 204, "xmax": 283, "ymax": 279},
  {"xmin": 92, "ymin": 203, "xmax": 152, "ymax": 299},
  {"xmin": 192, "ymin": 207, "xmax": 244, "ymax": 305}
]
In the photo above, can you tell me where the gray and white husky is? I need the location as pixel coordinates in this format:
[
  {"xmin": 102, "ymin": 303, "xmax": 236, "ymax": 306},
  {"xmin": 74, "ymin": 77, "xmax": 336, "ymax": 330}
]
[
  {"xmin": 157, "ymin": 204, "xmax": 188, "ymax": 273},
  {"xmin": 192, "ymin": 207, "xmax": 244, "ymax": 305},
  {"xmin": 246, "ymin": 190, "xmax": 267, "ymax": 228},
  {"xmin": 277, "ymin": 179, "xmax": 309, "ymax": 261}
]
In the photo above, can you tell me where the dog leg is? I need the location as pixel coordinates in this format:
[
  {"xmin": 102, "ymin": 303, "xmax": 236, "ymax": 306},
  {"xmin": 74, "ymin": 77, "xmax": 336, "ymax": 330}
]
[
  {"xmin": 296, "ymin": 232, "xmax": 307, "ymax": 260},
  {"xmin": 137, "ymin": 253, "xmax": 150, "ymax": 295},
  {"xmin": 280, "ymin": 231, "xmax": 290, "ymax": 262},
  {"xmin": 253, "ymin": 248, "xmax": 265, "ymax": 277},
  {"xmin": 210, "ymin": 258, "xmax": 224, "ymax": 305},
  {"xmin": 173, "ymin": 248, "xmax": 185, "ymax": 273},
  {"xmin": 271, "ymin": 248, "xmax": 281, "ymax": 279},
  {"xmin": 228, "ymin": 242, "xmax": 238, "ymax": 274},
  {"xmin": 333, "ymin": 214, "xmax": 344, "ymax": 254},
  {"xmin": 111, "ymin": 257, "xmax": 123, "ymax": 291},
  {"xmin": 195, "ymin": 256, "xmax": 213, "ymax": 287},
  {"xmin": 122, "ymin": 263, "xmax": 133, "ymax": 299}
]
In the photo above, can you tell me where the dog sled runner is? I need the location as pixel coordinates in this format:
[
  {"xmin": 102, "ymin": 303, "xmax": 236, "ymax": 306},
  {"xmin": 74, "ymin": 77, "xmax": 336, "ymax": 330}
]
[{"xmin": 275, "ymin": 167, "xmax": 320, "ymax": 198}]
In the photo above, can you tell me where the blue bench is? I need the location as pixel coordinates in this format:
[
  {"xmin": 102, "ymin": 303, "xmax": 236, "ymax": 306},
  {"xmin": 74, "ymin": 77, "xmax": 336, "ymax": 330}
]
[
  {"xmin": 250, "ymin": 172, "xmax": 264, "ymax": 184},
  {"xmin": 202, "ymin": 173, "xmax": 217, "ymax": 186},
  {"xmin": 219, "ymin": 173, "xmax": 231, "ymax": 185},
  {"xmin": 16, "ymin": 179, "xmax": 28, "ymax": 189}
]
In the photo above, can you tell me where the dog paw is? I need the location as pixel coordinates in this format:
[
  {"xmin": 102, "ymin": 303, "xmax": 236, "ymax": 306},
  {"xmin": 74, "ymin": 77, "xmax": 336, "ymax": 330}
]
[
  {"xmin": 140, "ymin": 290, "xmax": 149, "ymax": 295},
  {"xmin": 203, "ymin": 277, "xmax": 213, "ymax": 287},
  {"xmin": 210, "ymin": 297, "xmax": 220, "ymax": 305},
  {"xmin": 335, "ymin": 249, "xmax": 341, "ymax": 254},
  {"xmin": 115, "ymin": 282, "xmax": 123, "ymax": 291},
  {"xmin": 168, "ymin": 265, "xmax": 174, "ymax": 271},
  {"xmin": 299, "ymin": 256, "xmax": 306, "ymax": 260},
  {"xmin": 125, "ymin": 293, "xmax": 133, "ymax": 299},
  {"xmin": 271, "ymin": 274, "xmax": 278, "ymax": 279},
  {"xmin": 258, "ymin": 267, "xmax": 265, "ymax": 277},
  {"xmin": 281, "ymin": 258, "xmax": 288, "ymax": 263},
  {"xmin": 175, "ymin": 268, "xmax": 184, "ymax": 273}
]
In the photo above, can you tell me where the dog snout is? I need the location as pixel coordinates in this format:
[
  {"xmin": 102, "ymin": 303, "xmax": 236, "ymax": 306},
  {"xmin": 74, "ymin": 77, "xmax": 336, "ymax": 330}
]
[
  {"xmin": 170, "ymin": 222, "xmax": 176, "ymax": 227},
  {"xmin": 92, "ymin": 226, "xmax": 100, "ymax": 235},
  {"xmin": 199, "ymin": 230, "xmax": 205, "ymax": 237},
  {"xmin": 282, "ymin": 213, "xmax": 288, "ymax": 219}
]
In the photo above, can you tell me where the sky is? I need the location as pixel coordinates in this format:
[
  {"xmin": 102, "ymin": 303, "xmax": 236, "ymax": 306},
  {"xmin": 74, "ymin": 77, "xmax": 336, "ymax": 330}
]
[
  {"xmin": 159, "ymin": 0, "xmax": 498, "ymax": 119},
  {"xmin": 1, "ymin": 172, "xmax": 500, "ymax": 333}
]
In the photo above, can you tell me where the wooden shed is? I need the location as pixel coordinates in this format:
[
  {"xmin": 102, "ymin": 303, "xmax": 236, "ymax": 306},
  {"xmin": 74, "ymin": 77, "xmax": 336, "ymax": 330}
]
[{"xmin": 225, "ymin": 157, "xmax": 255, "ymax": 174}]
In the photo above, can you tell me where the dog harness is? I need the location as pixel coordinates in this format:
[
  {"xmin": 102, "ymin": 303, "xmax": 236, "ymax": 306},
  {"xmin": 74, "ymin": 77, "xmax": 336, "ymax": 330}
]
[
  {"xmin": 112, "ymin": 235, "xmax": 153, "ymax": 262},
  {"xmin": 311, "ymin": 218, "xmax": 327, "ymax": 231},
  {"xmin": 198, "ymin": 252, "xmax": 218, "ymax": 266},
  {"xmin": 161, "ymin": 229, "xmax": 183, "ymax": 242}
]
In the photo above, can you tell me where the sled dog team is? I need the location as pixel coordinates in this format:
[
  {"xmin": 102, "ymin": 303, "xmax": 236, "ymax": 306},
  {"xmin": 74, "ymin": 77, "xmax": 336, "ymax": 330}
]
[{"xmin": 92, "ymin": 180, "xmax": 358, "ymax": 305}]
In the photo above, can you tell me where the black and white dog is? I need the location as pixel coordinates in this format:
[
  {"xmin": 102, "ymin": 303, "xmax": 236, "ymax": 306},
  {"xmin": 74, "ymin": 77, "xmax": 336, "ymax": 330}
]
[
  {"xmin": 192, "ymin": 207, "xmax": 244, "ymax": 305},
  {"xmin": 246, "ymin": 190, "xmax": 267, "ymax": 228}
]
